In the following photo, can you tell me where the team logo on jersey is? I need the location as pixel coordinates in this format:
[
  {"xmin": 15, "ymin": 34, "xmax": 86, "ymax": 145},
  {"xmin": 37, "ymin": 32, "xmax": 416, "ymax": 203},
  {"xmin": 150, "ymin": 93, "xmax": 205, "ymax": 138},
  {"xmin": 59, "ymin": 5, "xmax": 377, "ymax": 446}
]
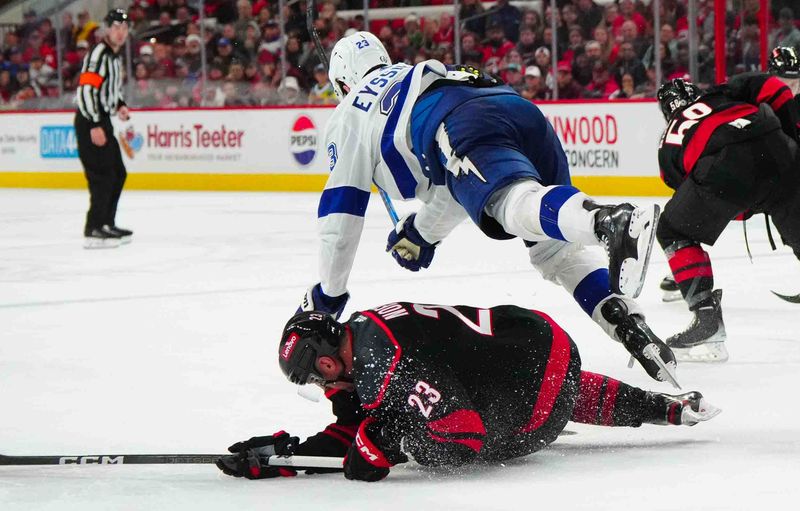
[
  {"xmin": 327, "ymin": 142, "xmax": 337, "ymax": 171},
  {"xmin": 289, "ymin": 115, "xmax": 317, "ymax": 166}
]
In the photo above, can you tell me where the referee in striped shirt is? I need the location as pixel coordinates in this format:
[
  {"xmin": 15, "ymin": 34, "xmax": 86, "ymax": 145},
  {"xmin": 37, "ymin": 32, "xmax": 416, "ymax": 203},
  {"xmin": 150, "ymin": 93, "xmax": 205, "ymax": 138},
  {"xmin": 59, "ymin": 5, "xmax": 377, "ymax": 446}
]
[{"xmin": 75, "ymin": 9, "xmax": 132, "ymax": 249}]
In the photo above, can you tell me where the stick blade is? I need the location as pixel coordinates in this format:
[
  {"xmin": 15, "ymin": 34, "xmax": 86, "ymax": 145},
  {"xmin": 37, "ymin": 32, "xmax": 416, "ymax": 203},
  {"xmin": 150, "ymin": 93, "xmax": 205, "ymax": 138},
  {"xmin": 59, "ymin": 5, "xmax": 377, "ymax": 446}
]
[{"xmin": 771, "ymin": 290, "xmax": 800, "ymax": 303}]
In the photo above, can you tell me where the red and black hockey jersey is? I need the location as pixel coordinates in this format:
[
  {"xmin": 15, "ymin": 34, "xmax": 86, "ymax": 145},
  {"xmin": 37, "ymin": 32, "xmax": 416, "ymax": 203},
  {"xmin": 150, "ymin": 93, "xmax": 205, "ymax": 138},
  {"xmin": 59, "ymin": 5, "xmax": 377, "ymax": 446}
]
[
  {"xmin": 299, "ymin": 302, "xmax": 580, "ymax": 466},
  {"xmin": 658, "ymin": 89, "xmax": 787, "ymax": 190},
  {"xmin": 722, "ymin": 73, "xmax": 799, "ymax": 140}
]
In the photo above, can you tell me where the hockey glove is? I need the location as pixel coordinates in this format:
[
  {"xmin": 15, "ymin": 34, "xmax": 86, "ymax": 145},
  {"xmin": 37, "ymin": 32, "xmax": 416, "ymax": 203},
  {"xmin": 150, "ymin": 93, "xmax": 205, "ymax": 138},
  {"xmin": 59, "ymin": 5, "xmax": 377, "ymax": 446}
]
[
  {"xmin": 298, "ymin": 283, "xmax": 350, "ymax": 320},
  {"xmin": 386, "ymin": 214, "xmax": 438, "ymax": 272},
  {"xmin": 343, "ymin": 418, "xmax": 408, "ymax": 482},
  {"xmin": 216, "ymin": 431, "xmax": 300, "ymax": 480},
  {"xmin": 447, "ymin": 64, "xmax": 502, "ymax": 87}
]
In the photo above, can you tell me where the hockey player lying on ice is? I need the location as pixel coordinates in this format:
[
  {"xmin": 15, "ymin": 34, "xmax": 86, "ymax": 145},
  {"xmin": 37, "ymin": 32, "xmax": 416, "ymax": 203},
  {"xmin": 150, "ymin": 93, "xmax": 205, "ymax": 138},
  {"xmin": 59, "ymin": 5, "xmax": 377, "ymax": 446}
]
[
  {"xmin": 217, "ymin": 303, "xmax": 719, "ymax": 482},
  {"xmin": 297, "ymin": 31, "xmax": 676, "ymax": 385}
]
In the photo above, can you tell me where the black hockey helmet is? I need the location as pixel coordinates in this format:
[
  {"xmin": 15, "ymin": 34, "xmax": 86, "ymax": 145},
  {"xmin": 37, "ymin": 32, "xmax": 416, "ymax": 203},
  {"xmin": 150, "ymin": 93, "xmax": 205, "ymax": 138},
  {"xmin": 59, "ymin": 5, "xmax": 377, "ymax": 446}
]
[
  {"xmin": 657, "ymin": 78, "xmax": 701, "ymax": 121},
  {"xmin": 104, "ymin": 8, "xmax": 129, "ymax": 26},
  {"xmin": 278, "ymin": 311, "xmax": 344, "ymax": 385},
  {"xmin": 768, "ymin": 47, "xmax": 800, "ymax": 79}
]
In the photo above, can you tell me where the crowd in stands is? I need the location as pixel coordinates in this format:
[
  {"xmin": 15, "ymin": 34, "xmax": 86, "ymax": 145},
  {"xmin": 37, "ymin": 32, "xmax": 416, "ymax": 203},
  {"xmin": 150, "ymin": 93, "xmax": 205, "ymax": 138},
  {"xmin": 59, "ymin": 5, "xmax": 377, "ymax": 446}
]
[{"xmin": 1, "ymin": 0, "xmax": 799, "ymax": 109}]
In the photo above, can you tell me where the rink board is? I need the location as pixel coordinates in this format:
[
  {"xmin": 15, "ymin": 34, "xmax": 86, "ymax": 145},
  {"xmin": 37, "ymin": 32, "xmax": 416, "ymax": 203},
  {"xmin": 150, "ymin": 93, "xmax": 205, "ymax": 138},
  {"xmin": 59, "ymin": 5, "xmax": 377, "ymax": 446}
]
[{"xmin": 0, "ymin": 101, "xmax": 671, "ymax": 196}]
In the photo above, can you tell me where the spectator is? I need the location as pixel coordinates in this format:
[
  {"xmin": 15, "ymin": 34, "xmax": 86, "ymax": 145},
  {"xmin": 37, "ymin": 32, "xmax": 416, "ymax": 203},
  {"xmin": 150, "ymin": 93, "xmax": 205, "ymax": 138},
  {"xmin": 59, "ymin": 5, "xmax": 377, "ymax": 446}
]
[
  {"xmin": 184, "ymin": 34, "xmax": 203, "ymax": 74},
  {"xmin": 544, "ymin": 5, "xmax": 568, "ymax": 51},
  {"xmin": 278, "ymin": 75, "xmax": 306, "ymax": 105},
  {"xmin": 59, "ymin": 12, "xmax": 77, "ymax": 52},
  {"xmin": 772, "ymin": 8, "xmax": 800, "ymax": 52},
  {"xmin": 619, "ymin": 20, "xmax": 646, "ymax": 58},
  {"xmin": 28, "ymin": 55, "xmax": 55, "ymax": 91},
  {"xmin": 520, "ymin": 10, "xmax": 544, "ymax": 44},
  {"xmin": 585, "ymin": 61, "xmax": 619, "ymax": 98},
  {"xmin": 404, "ymin": 14, "xmax": 424, "ymax": 51},
  {"xmin": 504, "ymin": 62, "xmax": 525, "ymax": 93},
  {"xmin": 14, "ymin": 67, "xmax": 38, "ymax": 97},
  {"xmin": 571, "ymin": 51, "xmax": 594, "ymax": 86},
  {"xmin": 433, "ymin": 13, "xmax": 454, "ymax": 48},
  {"xmin": 593, "ymin": 24, "xmax": 619, "ymax": 65},
  {"xmin": 643, "ymin": 24, "xmax": 677, "ymax": 69},
  {"xmin": 609, "ymin": 72, "xmax": 636, "ymax": 99},
  {"xmin": 612, "ymin": 0, "xmax": 648, "ymax": 40},
  {"xmin": 309, "ymin": 63, "xmax": 335, "ymax": 104},
  {"xmin": 0, "ymin": 69, "xmax": 15, "ymax": 103},
  {"xmin": 517, "ymin": 26, "xmax": 538, "ymax": 63},
  {"xmin": 613, "ymin": 41, "xmax": 646, "ymax": 86},
  {"xmin": 75, "ymin": 10, "xmax": 99, "ymax": 44},
  {"xmin": 556, "ymin": 60, "xmax": 583, "ymax": 98},
  {"xmin": 460, "ymin": 0, "xmax": 486, "ymax": 40},
  {"xmin": 634, "ymin": 65, "xmax": 659, "ymax": 98},
  {"xmin": 482, "ymin": 22, "xmax": 515, "ymax": 72},
  {"xmin": 521, "ymin": 65, "xmax": 548, "ymax": 100},
  {"xmin": 242, "ymin": 22, "xmax": 261, "ymax": 60},
  {"xmin": 259, "ymin": 20, "xmax": 283, "ymax": 57},
  {"xmin": 215, "ymin": 37, "xmax": 236, "ymax": 74},
  {"xmin": 576, "ymin": 0, "xmax": 604, "ymax": 39},
  {"xmin": 17, "ymin": 9, "xmax": 40, "ymax": 40},
  {"xmin": 235, "ymin": 0, "xmax": 255, "ymax": 42},
  {"xmin": 534, "ymin": 46, "xmax": 554, "ymax": 91},
  {"xmin": 487, "ymin": 0, "xmax": 522, "ymax": 42},
  {"xmin": 562, "ymin": 26, "xmax": 585, "ymax": 64}
]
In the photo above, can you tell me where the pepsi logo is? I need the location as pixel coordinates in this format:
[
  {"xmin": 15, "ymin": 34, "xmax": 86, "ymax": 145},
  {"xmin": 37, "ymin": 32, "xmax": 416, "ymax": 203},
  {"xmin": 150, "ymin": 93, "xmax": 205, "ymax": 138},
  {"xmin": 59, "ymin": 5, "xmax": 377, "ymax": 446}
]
[
  {"xmin": 281, "ymin": 332, "xmax": 300, "ymax": 360},
  {"xmin": 289, "ymin": 115, "xmax": 317, "ymax": 166}
]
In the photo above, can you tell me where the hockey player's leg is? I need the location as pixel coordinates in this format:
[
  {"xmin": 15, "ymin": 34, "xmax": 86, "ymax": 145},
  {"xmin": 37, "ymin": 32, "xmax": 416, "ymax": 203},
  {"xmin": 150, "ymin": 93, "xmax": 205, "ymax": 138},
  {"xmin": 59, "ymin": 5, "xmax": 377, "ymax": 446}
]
[
  {"xmin": 526, "ymin": 239, "xmax": 678, "ymax": 386},
  {"xmin": 658, "ymin": 187, "xmax": 732, "ymax": 363},
  {"xmin": 486, "ymin": 180, "xmax": 659, "ymax": 298},
  {"xmin": 571, "ymin": 371, "xmax": 720, "ymax": 427}
]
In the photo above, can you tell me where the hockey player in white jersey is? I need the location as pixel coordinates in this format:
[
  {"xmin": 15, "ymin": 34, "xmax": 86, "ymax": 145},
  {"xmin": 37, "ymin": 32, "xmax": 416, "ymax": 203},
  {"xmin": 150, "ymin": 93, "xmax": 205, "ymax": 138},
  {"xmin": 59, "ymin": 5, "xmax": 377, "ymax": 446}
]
[{"xmin": 299, "ymin": 32, "xmax": 676, "ymax": 386}]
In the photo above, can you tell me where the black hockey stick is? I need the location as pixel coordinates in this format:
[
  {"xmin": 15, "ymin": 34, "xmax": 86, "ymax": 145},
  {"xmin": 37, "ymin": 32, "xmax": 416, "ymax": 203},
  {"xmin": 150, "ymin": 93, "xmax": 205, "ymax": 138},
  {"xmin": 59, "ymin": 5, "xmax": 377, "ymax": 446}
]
[
  {"xmin": 0, "ymin": 453, "xmax": 343, "ymax": 469},
  {"xmin": 770, "ymin": 290, "xmax": 800, "ymax": 303},
  {"xmin": 306, "ymin": 0, "xmax": 399, "ymax": 225}
]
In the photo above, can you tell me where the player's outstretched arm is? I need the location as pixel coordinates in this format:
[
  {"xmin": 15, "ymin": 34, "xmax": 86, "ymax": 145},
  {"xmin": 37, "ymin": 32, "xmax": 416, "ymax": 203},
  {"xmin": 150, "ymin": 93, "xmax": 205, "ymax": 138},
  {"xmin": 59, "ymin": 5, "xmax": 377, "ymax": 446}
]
[{"xmin": 343, "ymin": 418, "xmax": 408, "ymax": 482}]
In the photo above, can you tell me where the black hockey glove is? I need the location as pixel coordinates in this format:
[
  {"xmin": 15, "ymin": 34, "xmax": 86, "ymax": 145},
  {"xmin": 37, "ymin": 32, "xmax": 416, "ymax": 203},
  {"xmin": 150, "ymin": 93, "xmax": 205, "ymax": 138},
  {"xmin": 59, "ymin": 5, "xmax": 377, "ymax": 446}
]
[
  {"xmin": 298, "ymin": 283, "xmax": 350, "ymax": 319},
  {"xmin": 216, "ymin": 431, "xmax": 300, "ymax": 480},
  {"xmin": 386, "ymin": 214, "xmax": 438, "ymax": 272},
  {"xmin": 343, "ymin": 418, "xmax": 408, "ymax": 482}
]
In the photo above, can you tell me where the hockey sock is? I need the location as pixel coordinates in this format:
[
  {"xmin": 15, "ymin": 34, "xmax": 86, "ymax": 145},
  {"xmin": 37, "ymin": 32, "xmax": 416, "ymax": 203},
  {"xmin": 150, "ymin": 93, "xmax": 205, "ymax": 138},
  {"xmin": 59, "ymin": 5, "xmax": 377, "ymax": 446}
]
[
  {"xmin": 571, "ymin": 371, "xmax": 664, "ymax": 427},
  {"xmin": 665, "ymin": 242, "xmax": 714, "ymax": 310},
  {"xmin": 488, "ymin": 182, "xmax": 597, "ymax": 245}
]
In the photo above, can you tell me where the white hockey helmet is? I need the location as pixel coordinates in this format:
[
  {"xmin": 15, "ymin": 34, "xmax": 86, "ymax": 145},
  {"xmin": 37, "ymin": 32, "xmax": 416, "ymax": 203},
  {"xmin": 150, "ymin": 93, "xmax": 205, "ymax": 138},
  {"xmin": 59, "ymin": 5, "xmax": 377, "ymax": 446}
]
[{"xmin": 328, "ymin": 31, "xmax": 390, "ymax": 100}]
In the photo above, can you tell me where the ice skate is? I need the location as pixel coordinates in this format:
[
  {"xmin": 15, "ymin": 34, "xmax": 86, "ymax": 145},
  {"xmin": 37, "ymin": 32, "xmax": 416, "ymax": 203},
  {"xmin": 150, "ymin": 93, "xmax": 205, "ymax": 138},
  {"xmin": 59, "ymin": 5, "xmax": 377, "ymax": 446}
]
[
  {"xmin": 601, "ymin": 297, "xmax": 680, "ymax": 389},
  {"xmin": 83, "ymin": 227, "xmax": 122, "ymax": 249},
  {"xmin": 660, "ymin": 273, "xmax": 682, "ymax": 302},
  {"xmin": 650, "ymin": 391, "xmax": 721, "ymax": 426},
  {"xmin": 592, "ymin": 203, "xmax": 660, "ymax": 298},
  {"xmin": 667, "ymin": 289, "xmax": 728, "ymax": 363},
  {"xmin": 106, "ymin": 225, "xmax": 133, "ymax": 245}
]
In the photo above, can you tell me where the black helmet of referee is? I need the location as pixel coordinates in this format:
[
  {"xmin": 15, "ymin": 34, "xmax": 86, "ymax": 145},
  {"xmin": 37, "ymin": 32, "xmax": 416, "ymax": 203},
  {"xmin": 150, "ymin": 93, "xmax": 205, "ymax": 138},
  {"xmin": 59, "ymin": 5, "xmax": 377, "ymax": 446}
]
[{"xmin": 104, "ymin": 8, "xmax": 129, "ymax": 26}]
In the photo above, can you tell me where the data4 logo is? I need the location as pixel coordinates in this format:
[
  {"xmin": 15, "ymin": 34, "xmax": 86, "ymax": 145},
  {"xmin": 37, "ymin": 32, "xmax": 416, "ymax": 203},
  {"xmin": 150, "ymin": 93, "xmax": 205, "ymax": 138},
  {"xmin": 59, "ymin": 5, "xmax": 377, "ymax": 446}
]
[
  {"xmin": 289, "ymin": 115, "xmax": 317, "ymax": 166},
  {"xmin": 118, "ymin": 125, "xmax": 144, "ymax": 159}
]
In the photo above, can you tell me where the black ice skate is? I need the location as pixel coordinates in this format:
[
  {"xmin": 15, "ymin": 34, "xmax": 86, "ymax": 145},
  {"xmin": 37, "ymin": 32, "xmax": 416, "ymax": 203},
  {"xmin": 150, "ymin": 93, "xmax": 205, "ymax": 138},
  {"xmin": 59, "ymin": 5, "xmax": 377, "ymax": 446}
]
[
  {"xmin": 660, "ymin": 273, "xmax": 682, "ymax": 302},
  {"xmin": 649, "ymin": 391, "xmax": 721, "ymax": 426},
  {"xmin": 667, "ymin": 289, "xmax": 728, "ymax": 363},
  {"xmin": 591, "ymin": 202, "xmax": 660, "ymax": 298},
  {"xmin": 106, "ymin": 225, "xmax": 133, "ymax": 245},
  {"xmin": 83, "ymin": 226, "xmax": 122, "ymax": 249},
  {"xmin": 601, "ymin": 297, "xmax": 680, "ymax": 389}
]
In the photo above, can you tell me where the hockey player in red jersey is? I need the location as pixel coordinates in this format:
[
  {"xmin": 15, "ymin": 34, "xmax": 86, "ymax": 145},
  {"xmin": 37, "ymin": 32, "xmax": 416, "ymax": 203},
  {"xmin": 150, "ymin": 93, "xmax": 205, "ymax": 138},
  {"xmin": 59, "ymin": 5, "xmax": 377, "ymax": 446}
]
[
  {"xmin": 216, "ymin": 303, "xmax": 719, "ymax": 482},
  {"xmin": 655, "ymin": 77, "xmax": 800, "ymax": 363}
]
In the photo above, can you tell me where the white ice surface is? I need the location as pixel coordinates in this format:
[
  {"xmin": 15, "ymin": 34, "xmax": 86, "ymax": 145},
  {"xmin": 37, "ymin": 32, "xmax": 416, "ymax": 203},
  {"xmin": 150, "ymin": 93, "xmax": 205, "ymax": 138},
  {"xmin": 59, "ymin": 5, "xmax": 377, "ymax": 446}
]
[{"xmin": 1, "ymin": 189, "xmax": 798, "ymax": 511}]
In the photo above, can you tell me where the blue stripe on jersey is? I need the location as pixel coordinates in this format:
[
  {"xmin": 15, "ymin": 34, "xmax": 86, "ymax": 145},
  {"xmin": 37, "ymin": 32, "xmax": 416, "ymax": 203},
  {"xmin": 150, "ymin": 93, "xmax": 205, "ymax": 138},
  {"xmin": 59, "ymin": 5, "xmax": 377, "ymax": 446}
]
[
  {"xmin": 573, "ymin": 268, "xmax": 613, "ymax": 316},
  {"xmin": 380, "ymin": 71, "xmax": 418, "ymax": 199},
  {"xmin": 539, "ymin": 185, "xmax": 580, "ymax": 241},
  {"xmin": 318, "ymin": 186, "xmax": 371, "ymax": 218}
]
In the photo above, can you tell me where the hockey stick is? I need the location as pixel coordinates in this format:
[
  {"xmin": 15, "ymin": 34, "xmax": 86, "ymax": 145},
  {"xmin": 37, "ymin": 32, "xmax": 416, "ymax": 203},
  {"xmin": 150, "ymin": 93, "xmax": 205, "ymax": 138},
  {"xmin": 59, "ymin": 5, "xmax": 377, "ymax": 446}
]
[
  {"xmin": 306, "ymin": 0, "xmax": 399, "ymax": 226},
  {"xmin": 0, "ymin": 453, "xmax": 343, "ymax": 469},
  {"xmin": 770, "ymin": 290, "xmax": 800, "ymax": 303}
]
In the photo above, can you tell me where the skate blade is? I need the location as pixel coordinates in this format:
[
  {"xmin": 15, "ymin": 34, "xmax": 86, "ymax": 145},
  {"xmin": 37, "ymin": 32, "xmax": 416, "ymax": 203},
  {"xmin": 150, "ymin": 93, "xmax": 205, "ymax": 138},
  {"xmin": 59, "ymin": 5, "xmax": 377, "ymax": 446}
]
[
  {"xmin": 661, "ymin": 289, "xmax": 683, "ymax": 302},
  {"xmin": 118, "ymin": 235, "xmax": 133, "ymax": 245},
  {"xmin": 83, "ymin": 238, "xmax": 121, "ymax": 249},
  {"xmin": 642, "ymin": 343, "xmax": 681, "ymax": 389},
  {"xmin": 672, "ymin": 342, "xmax": 729, "ymax": 363},
  {"xmin": 618, "ymin": 205, "xmax": 660, "ymax": 299}
]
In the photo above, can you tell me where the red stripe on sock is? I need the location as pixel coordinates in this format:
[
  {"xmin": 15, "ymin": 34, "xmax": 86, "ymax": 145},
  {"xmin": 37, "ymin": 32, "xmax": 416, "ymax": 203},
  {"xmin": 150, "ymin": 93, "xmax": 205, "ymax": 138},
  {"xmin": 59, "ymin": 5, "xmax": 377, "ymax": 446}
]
[
  {"xmin": 668, "ymin": 245, "xmax": 710, "ymax": 273},
  {"xmin": 600, "ymin": 378, "xmax": 620, "ymax": 426},
  {"xmin": 673, "ymin": 265, "xmax": 713, "ymax": 283},
  {"xmin": 571, "ymin": 371, "xmax": 605, "ymax": 424}
]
